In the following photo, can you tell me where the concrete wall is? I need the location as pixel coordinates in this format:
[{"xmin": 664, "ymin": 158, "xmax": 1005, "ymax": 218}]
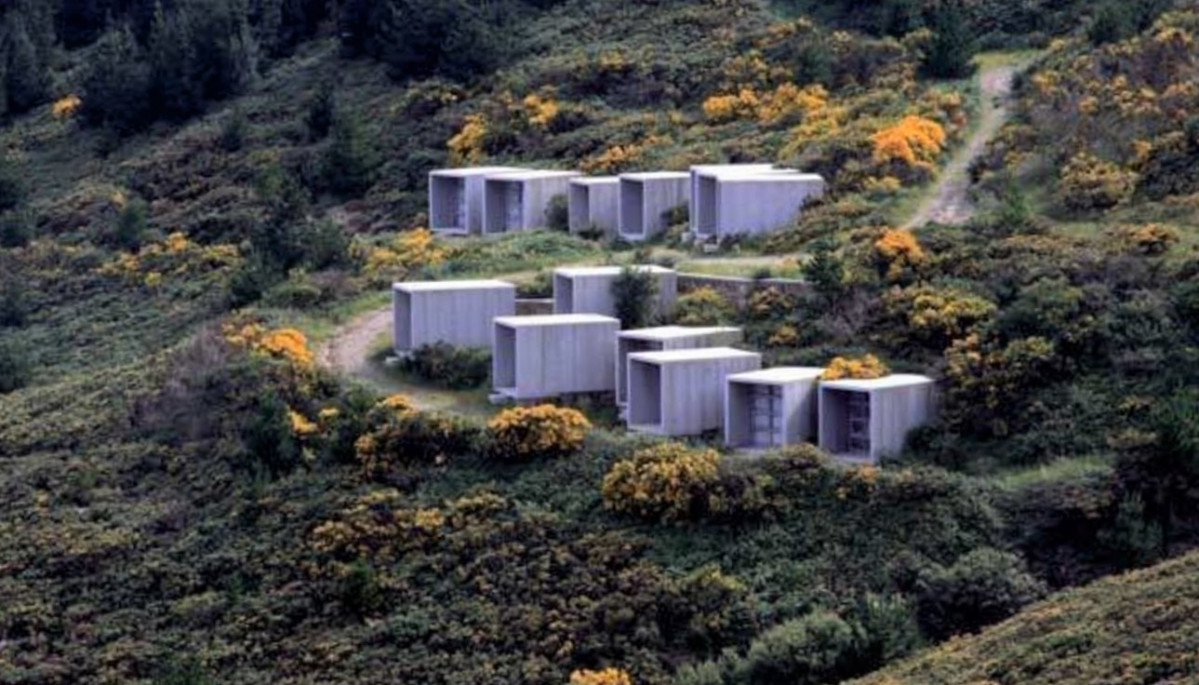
[
  {"xmin": 627, "ymin": 349, "xmax": 762, "ymax": 436},
  {"xmin": 483, "ymin": 173, "xmax": 580, "ymax": 234},
  {"xmin": 818, "ymin": 377, "xmax": 935, "ymax": 462},
  {"xmin": 703, "ymin": 175, "xmax": 826, "ymax": 238},
  {"xmin": 429, "ymin": 167, "xmax": 520, "ymax": 234},
  {"xmin": 689, "ymin": 164, "xmax": 775, "ymax": 233},
  {"xmin": 552, "ymin": 267, "xmax": 678, "ymax": 319},
  {"xmin": 393, "ymin": 282, "xmax": 516, "ymax": 353},
  {"xmin": 724, "ymin": 368, "xmax": 822, "ymax": 449},
  {"xmin": 615, "ymin": 327, "xmax": 745, "ymax": 405},
  {"xmin": 569, "ymin": 178, "xmax": 620, "ymax": 238},
  {"xmin": 619, "ymin": 174, "xmax": 689, "ymax": 241},
  {"xmin": 492, "ymin": 315, "xmax": 620, "ymax": 400}
]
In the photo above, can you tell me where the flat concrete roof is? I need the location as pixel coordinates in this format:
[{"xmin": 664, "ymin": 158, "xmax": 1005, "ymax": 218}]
[
  {"xmin": 728, "ymin": 366, "xmax": 824, "ymax": 384},
  {"xmin": 485, "ymin": 170, "xmax": 581, "ymax": 181},
  {"xmin": 495, "ymin": 313, "xmax": 620, "ymax": 327},
  {"xmin": 430, "ymin": 166, "xmax": 524, "ymax": 177},
  {"xmin": 619, "ymin": 325, "xmax": 741, "ymax": 341},
  {"xmin": 571, "ymin": 176, "xmax": 620, "ymax": 185},
  {"xmin": 621, "ymin": 171, "xmax": 690, "ymax": 181},
  {"xmin": 554, "ymin": 264, "xmax": 675, "ymax": 277},
  {"xmin": 690, "ymin": 164, "xmax": 775, "ymax": 172},
  {"xmin": 394, "ymin": 279, "xmax": 515, "ymax": 292},
  {"xmin": 715, "ymin": 173, "xmax": 824, "ymax": 184},
  {"xmin": 629, "ymin": 347, "xmax": 760, "ymax": 364},
  {"xmin": 820, "ymin": 374, "xmax": 935, "ymax": 391}
]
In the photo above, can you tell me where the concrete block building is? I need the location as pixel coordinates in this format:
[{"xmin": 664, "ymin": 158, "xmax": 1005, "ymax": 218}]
[
  {"xmin": 618, "ymin": 172, "xmax": 690, "ymax": 241},
  {"xmin": 818, "ymin": 374, "xmax": 936, "ymax": 463},
  {"xmin": 615, "ymin": 326, "xmax": 745, "ymax": 407},
  {"xmin": 626, "ymin": 347, "xmax": 761, "ymax": 437},
  {"xmin": 482, "ymin": 170, "xmax": 581, "ymax": 234},
  {"xmin": 695, "ymin": 172, "xmax": 825, "ymax": 239},
  {"xmin": 724, "ymin": 367, "xmax": 824, "ymax": 449},
  {"xmin": 428, "ymin": 167, "xmax": 524, "ymax": 235},
  {"xmin": 568, "ymin": 177, "xmax": 621, "ymax": 238},
  {"xmin": 552, "ymin": 265, "xmax": 678, "ymax": 318},
  {"xmin": 688, "ymin": 164, "xmax": 775, "ymax": 234},
  {"xmin": 393, "ymin": 280, "xmax": 517, "ymax": 354},
  {"xmin": 491, "ymin": 314, "xmax": 621, "ymax": 400}
]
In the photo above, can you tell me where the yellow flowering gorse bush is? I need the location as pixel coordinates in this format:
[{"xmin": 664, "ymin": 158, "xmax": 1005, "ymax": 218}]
[
  {"xmin": 569, "ymin": 668, "xmax": 633, "ymax": 685},
  {"xmin": 485, "ymin": 404, "xmax": 591, "ymax": 461},
  {"xmin": 601, "ymin": 443, "xmax": 721, "ymax": 522},
  {"xmin": 821, "ymin": 354, "xmax": 890, "ymax": 381},
  {"xmin": 873, "ymin": 228, "xmax": 926, "ymax": 283}
]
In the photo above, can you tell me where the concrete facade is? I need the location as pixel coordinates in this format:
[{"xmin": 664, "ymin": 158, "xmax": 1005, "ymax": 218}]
[
  {"xmin": 618, "ymin": 172, "xmax": 690, "ymax": 241},
  {"xmin": 568, "ymin": 177, "xmax": 620, "ymax": 238},
  {"xmin": 428, "ymin": 167, "xmax": 523, "ymax": 235},
  {"xmin": 627, "ymin": 347, "xmax": 762, "ymax": 436},
  {"xmin": 695, "ymin": 173, "xmax": 826, "ymax": 239},
  {"xmin": 492, "ymin": 314, "xmax": 621, "ymax": 400},
  {"xmin": 818, "ymin": 374, "xmax": 936, "ymax": 463},
  {"xmin": 725, "ymin": 367, "xmax": 823, "ymax": 449},
  {"xmin": 552, "ymin": 265, "xmax": 678, "ymax": 318},
  {"xmin": 615, "ymin": 326, "xmax": 745, "ymax": 406},
  {"xmin": 393, "ymin": 280, "xmax": 517, "ymax": 353},
  {"xmin": 688, "ymin": 164, "xmax": 776, "ymax": 234},
  {"xmin": 482, "ymin": 170, "xmax": 582, "ymax": 234}
]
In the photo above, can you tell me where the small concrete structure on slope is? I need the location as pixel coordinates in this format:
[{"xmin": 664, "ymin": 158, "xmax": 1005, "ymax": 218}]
[
  {"xmin": 615, "ymin": 326, "xmax": 745, "ymax": 407},
  {"xmin": 569, "ymin": 177, "xmax": 620, "ymax": 238},
  {"xmin": 619, "ymin": 172, "xmax": 690, "ymax": 241},
  {"xmin": 482, "ymin": 170, "xmax": 581, "ymax": 234},
  {"xmin": 818, "ymin": 374, "xmax": 935, "ymax": 463},
  {"xmin": 627, "ymin": 347, "xmax": 762, "ymax": 437},
  {"xmin": 725, "ymin": 367, "xmax": 823, "ymax": 449},
  {"xmin": 393, "ymin": 280, "xmax": 516, "ymax": 354},
  {"xmin": 428, "ymin": 167, "xmax": 524, "ymax": 235},
  {"xmin": 688, "ymin": 164, "xmax": 775, "ymax": 234},
  {"xmin": 695, "ymin": 173, "xmax": 826, "ymax": 239},
  {"xmin": 492, "ymin": 314, "xmax": 620, "ymax": 400},
  {"xmin": 552, "ymin": 265, "xmax": 678, "ymax": 318}
]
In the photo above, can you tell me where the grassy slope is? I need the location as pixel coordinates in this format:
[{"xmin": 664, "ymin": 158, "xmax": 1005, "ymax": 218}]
[{"xmin": 852, "ymin": 550, "xmax": 1199, "ymax": 684}]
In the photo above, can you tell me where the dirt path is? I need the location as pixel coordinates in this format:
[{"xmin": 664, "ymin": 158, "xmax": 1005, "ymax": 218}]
[
  {"xmin": 903, "ymin": 64, "xmax": 1019, "ymax": 228},
  {"xmin": 316, "ymin": 307, "xmax": 392, "ymax": 380}
]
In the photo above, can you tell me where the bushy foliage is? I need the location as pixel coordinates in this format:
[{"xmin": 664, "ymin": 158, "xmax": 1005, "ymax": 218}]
[
  {"xmin": 1057, "ymin": 151, "xmax": 1137, "ymax": 211},
  {"xmin": 484, "ymin": 404, "xmax": 591, "ymax": 461},
  {"xmin": 611, "ymin": 266, "xmax": 659, "ymax": 329},
  {"xmin": 913, "ymin": 547, "xmax": 1046, "ymax": 641},
  {"xmin": 355, "ymin": 397, "xmax": 481, "ymax": 477},
  {"xmin": 401, "ymin": 343, "xmax": 490, "ymax": 389},
  {"xmin": 569, "ymin": 668, "xmax": 633, "ymax": 685},
  {"xmin": 872, "ymin": 228, "xmax": 926, "ymax": 283},
  {"xmin": 0, "ymin": 340, "xmax": 31, "ymax": 393},
  {"xmin": 322, "ymin": 112, "xmax": 380, "ymax": 198},
  {"xmin": 674, "ymin": 287, "xmax": 736, "ymax": 326},
  {"xmin": 739, "ymin": 611, "xmax": 861, "ymax": 685},
  {"xmin": 821, "ymin": 354, "xmax": 890, "ymax": 380}
]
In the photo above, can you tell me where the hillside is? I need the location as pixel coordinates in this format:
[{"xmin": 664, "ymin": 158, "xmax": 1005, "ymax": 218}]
[{"xmin": 852, "ymin": 549, "xmax": 1199, "ymax": 684}]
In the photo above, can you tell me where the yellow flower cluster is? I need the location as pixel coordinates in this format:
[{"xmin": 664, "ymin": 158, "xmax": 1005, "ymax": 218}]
[
  {"xmin": 673, "ymin": 287, "xmax": 734, "ymax": 326},
  {"xmin": 767, "ymin": 324, "xmax": 800, "ymax": 348},
  {"xmin": 364, "ymin": 228, "xmax": 447, "ymax": 280},
  {"xmin": 223, "ymin": 323, "xmax": 315, "ymax": 369},
  {"xmin": 904, "ymin": 287, "xmax": 997, "ymax": 343},
  {"xmin": 447, "ymin": 114, "xmax": 487, "ymax": 165},
  {"xmin": 1058, "ymin": 152, "xmax": 1137, "ymax": 211},
  {"xmin": 51, "ymin": 94, "xmax": 82, "ymax": 119},
  {"xmin": 821, "ymin": 354, "xmax": 890, "ymax": 381},
  {"xmin": 582, "ymin": 134, "xmax": 669, "ymax": 174},
  {"xmin": 522, "ymin": 93, "xmax": 560, "ymax": 128},
  {"xmin": 485, "ymin": 404, "xmax": 591, "ymax": 460},
  {"xmin": 702, "ymin": 83, "xmax": 828, "ymax": 125},
  {"xmin": 873, "ymin": 228, "xmax": 926, "ymax": 282},
  {"xmin": 96, "ymin": 232, "xmax": 240, "ymax": 284},
  {"xmin": 289, "ymin": 409, "xmax": 319, "ymax": 437},
  {"xmin": 569, "ymin": 668, "xmax": 633, "ymax": 685},
  {"xmin": 1112, "ymin": 223, "xmax": 1180, "ymax": 255},
  {"xmin": 601, "ymin": 443, "xmax": 721, "ymax": 522},
  {"xmin": 871, "ymin": 115, "xmax": 946, "ymax": 168}
]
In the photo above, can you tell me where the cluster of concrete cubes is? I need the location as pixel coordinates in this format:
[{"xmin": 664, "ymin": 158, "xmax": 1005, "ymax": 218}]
[
  {"xmin": 724, "ymin": 367, "xmax": 824, "ymax": 449},
  {"xmin": 491, "ymin": 314, "xmax": 620, "ymax": 400},
  {"xmin": 693, "ymin": 167, "xmax": 826, "ymax": 239},
  {"xmin": 568, "ymin": 177, "xmax": 621, "ymax": 238},
  {"xmin": 818, "ymin": 375, "xmax": 936, "ymax": 463},
  {"xmin": 619, "ymin": 172, "xmax": 690, "ymax": 241},
  {"xmin": 627, "ymin": 347, "xmax": 762, "ymax": 436},
  {"xmin": 615, "ymin": 326, "xmax": 744, "ymax": 406},
  {"xmin": 392, "ymin": 280, "xmax": 516, "ymax": 354},
  {"xmin": 428, "ymin": 167, "xmax": 523, "ymax": 235},
  {"xmin": 481, "ymin": 170, "xmax": 581, "ymax": 234},
  {"xmin": 552, "ymin": 265, "xmax": 678, "ymax": 319}
]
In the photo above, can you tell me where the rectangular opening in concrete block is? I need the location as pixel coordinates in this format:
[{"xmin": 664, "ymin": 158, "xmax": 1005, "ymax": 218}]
[
  {"xmin": 393, "ymin": 289, "xmax": 412, "ymax": 352},
  {"xmin": 621, "ymin": 180, "xmax": 645, "ymax": 236},
  {"xmin": 569, "ymin": 184, "xmax": 589, "ymax": 233},
  {"xmin": 493, "ymin": 324, "xmax": 516, "ymax": 390},
  {"xmin": 504, "ymin": 182, "xmax": 523, "ymax": 231},
  {"xmin": 617, "ymin": 338, "xmax": 660, "ymax": 404},
  {"xmin": 727, "ymin": 382, "xmax": 784, "ymax": 448},
  {"xmin": 553, "ymin": 273, "xmax": 574, "ymax": 314},
  {"xmin": 430, "ymin": 176, "xmax": 466, "ymax": 231},
  {"xmin": 822, "ymin": 389, "xmax": 871, "ymax": 458},
  {"xmin": 697, "ymin": 176, "xmax": 718, "ymax": 235},
  {"xmin": 628, "ymin": 360, "xmax": 662, "ymax": 427}
]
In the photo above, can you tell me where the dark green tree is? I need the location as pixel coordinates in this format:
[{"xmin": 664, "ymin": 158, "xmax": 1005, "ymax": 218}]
[
  {"xmin": 611, "ymin": 266, "xmax": 658, "ymax": 329},
  {"xmin": 0, "ymin": 211, "xmax": 31, "ymax": 248},
  {"xmin": 305, "ymin": 79, "xmax": 335, "ymax": 140},
  {"xmin": 0, "ymin": 340, "xmax": 30, "ymax": 394},
  {"xmin": 81, "ymin": 27, "xmax": 153, "ymax": 135},
  {"xmin": 1088, "ymin": 1, "xmax": 1132, "ymax": 45},
  {"xmin": 805, "ymin": 238, "xmax": 845, "ymax": 305},
  {"xmin": 2, "ymin": 10, "xmax": 51, "ymax": 115},
  {"xmin": 242, "ymin": 388, "xmax": 298, "ymax": 476},
  {"xmin": 112, "ymin": 199, "xmax": 148, "ymax": 250},
  {"xmin": 321, "ymin": 112, "xmax": 379, "ymax": 198},
  {"xmin": 921, "ymin": 0, "xmax": 977, "ymax": 80},
  {"xmin": 0, "ymin": 277, "xmax": 28, "ymax": 327}
]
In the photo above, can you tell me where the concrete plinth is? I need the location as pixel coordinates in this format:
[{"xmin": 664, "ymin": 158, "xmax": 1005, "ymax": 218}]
[
  {"xmin": 725, "ymin": 367, "xmax": 823, "ymax": 449},
  {"xmin": 393, "ymin": 280, "xmax": 516, "ymax": 353},
  {"xmin": 482, "ymin": 170, "xmax": 582, "ymax": 234},
  {"xmin": 552, "ymin": 265, "xmax": 678, "ymax": 319},
  {"xmin": 618, "ymin": 172, "xmax": 690, "ymax": 241},
  {"xmin": 627, "ymin": 347, "xmax": 761, "ymax": 436},
  {"xmin": 492, "ymin": 314, "xmax": 621, "ymax": 400},
  {"xmin": 615, "ymin": 326, "xmax": 744, "ymax": 406},
  {"xmin": 569, "ymin": 177, "xmax": 620, "ymax": 238},
  {"xmin": 817, "ymin": 374, "xmax": 936, "ymax": 463},
  {"xmin": 429, "ymin": 167, "xmax": 524, "ymax": 235}
]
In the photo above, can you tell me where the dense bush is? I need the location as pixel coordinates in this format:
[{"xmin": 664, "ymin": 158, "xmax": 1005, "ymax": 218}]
[
  {"xmin": 484, "ymin": 404, "xmax": 591, "ymax": 461},
  {"xmin": 673, "ymin": 287, "xmax": 736, "ymax": 326},
  {"xmin": 913, "ymin": 547, "xmax": 1046, "ymax": 640},
  {"xmin": 611, "ymin": 266, "xmax": 659, "ymax": 329},
  {"xmin": 738, "ymin": 611, "xmax": 861, "ymax": 685},
  {"xmin": 0, "ymin": 340, "xmax": 31, "ymax": 393},
  {"xmin": 355, "ymin": 398, "xmax": 481, "ymax": 477},
  {"xmin": 401, "ymin": 343, "xmax": 490, "ymax": 389}
]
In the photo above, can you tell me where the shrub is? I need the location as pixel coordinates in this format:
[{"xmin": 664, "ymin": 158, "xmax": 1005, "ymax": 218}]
[
  {"xmin": 220, "ymin": 107, "xmax": 247, "ymax": 152},
  {"xmin": 872, "ymin": 228, "xmax": 925, "ymax": 283},
  {"xmin": 112, "ymin": 199, "xmax": 149, "ymax": 251},
  {"xmin": 484, "ymin": 404, "xmax": 591, "ymax": 461},
  {"xmin": 0, "ymin": 210, "xmax": 31, "ymax": 248},
  {"xmin": 884, "ymin": 286, "xmax": 997, "ymax": 352},
  {"xmin": 356, "ymin": 404, "xmax": 480, "ymax": 478},
  {"xmin": 738, "ymin": 611, "xmax": 861, "ymax": 685},
  {"xmin": 242, "ymin": 388, "xmax": 300, "ymax": 476},
  {"xmin": 306, "ymin": 79, "xmax": 335, "ymax": 140},
  {"xmin": 914, "ymin": 547, "xmax": 1045, "ymax": 640},
  {"xmin": 1058, "ymin": 152, "xmax": 1136, "ymax": 211},
  {"xmin": 674, "ymin": 287, "xmax": 735, "ymax": 326},
  {"xmin": 668, "ymin": 565, "xmax": 758, "ymax": 655},
  {"xmin": 821, "ymin": 354, "xmax": 889, "ymax": 380},
  {"xmin": 401, "ymin": 343, "xmax": 491, "ymax": 389},
  {"xmin": 0, "ymin": 279, "xmax": 27, "ymax": 327},
  {"xmin": 602, "ymin": 443, "xmax": 721, "ymax": 522},
  {"xmin": 0, "ymin": 340, "xmax": 31, "ymax": 393},
  {"xmin": 921, "ymin": 0, "xmax": 977, "ymax": 79},
  {"xmin": 568, "ymin": 668, "xmax": 633, "ymax": 685},
  {"xmin": 611, "ymin": 266, "xmax": 659, "ymax": 329},
  {"xmin": 546, "ymin": 194, "xmax": 569, "ymax": 232},
  {"xmin": 1110, "ymin": 224, "xmax": 1179, "ymax": 256},
  {"xmin": 322, "ymin": 112, "xmax": 379, "ymax": 198},
  {"xmin": 338, "ymin": 559, "xmax": 384, "ymax": 617}
]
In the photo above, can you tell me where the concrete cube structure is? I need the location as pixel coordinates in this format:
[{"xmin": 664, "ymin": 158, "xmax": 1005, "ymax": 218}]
[
  {"xmin": 482, "ymin": 170, "xmax": 582, "ymax": 234},
  {"xmin": 552, "ymin": 265, "xmax": 678, "ymax": 318},
  {"xmin": 492, "ymin": 314, "xmax": 620, "ymax": 400},
  {"xmin": 428, "ymin": 167, "xmax": 524, "ymax": 235},
  {"xmin": 725, "ymin": 367, "xmax": 824, "ymax": 449},
  {"xmin": 818, "ymin": 375, "xmax": 936, "ymax": 463},
  {"xmin": 688, "ymin": 164, "xmax": 775, "ymax": 234},
  {"xmin": 569, "ymin": 177, "xmax": 621, "ymax": 238},
  {"xmin": 695, "ymin": 172, "xmax": 826, "ymax": 239},
  {"xmin": 393, "ymin": 280, "xmax": 516, "ymax": 354},
  {"xmin": 618, "ymin": 172, "xmax": 690, "ymax": 241},
  {"xmin": 627, "ymin": 347, "xmax": 761, "ymax": 436},
  {"xmin": 615, "ymin": 326, "xmax": 745, "ymax": 406}
]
